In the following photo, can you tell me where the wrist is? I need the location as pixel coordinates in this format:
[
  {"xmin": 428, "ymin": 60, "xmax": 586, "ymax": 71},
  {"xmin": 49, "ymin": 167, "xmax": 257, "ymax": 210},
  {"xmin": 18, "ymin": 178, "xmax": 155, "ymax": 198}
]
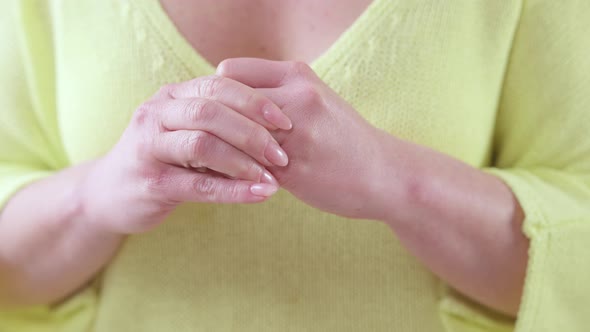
[
  {"xmin": 357, "ymin": 130, "xmax": 409, "ymax": 222},
  {"xmin": 74, "ymin": 159, "xmax": 125, "ymax": 239},
  {"xmin": 364, "ymin": 132, "xmax": 431, "ymax": 226}
]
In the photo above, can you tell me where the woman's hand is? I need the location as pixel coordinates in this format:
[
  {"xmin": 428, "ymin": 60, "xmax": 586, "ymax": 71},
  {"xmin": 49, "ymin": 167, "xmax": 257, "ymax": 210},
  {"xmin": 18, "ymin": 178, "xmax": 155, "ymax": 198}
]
[
  {"xmin": 0, "ymin": 74, "xmax": 295, "ymax": 307},
  {"xmin": 217, "ymin": 59, "xmax": 388, "ymax": 220},
  {"xmin": 81, "ymin": 76, "xmax": 292, "ymax": 234},
  {"xmin": 218, "ymin": 58, "xmax": 528, "ymax": 316}
]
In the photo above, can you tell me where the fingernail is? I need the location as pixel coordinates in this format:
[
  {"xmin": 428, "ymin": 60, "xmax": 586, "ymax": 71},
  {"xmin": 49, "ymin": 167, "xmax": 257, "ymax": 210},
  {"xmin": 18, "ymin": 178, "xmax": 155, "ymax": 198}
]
[
  {"xmin": 264, "ymin": 141, "xmax": 289, "ymax": 167},
  {"xmin": 250, "ymin": 183, "xmax": 279, "ymax": 197},
  {"xmin": 260, "ymin": 170, "xmax": 279, "ymax": 186},
  {"xmin": 263, "ymin": 104, "xmax": 293, "ymax": 130}
]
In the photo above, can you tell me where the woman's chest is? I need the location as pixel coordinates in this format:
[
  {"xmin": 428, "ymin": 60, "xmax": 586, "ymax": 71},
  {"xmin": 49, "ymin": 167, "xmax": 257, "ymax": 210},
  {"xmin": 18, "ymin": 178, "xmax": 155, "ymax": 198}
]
[
  {"xmin": 52, "ymin": 0, "xmax": 521, "ymax": 167},
  {"xmin": 158, "ymin": 0, "xmax": 373, "ymax": 66}
]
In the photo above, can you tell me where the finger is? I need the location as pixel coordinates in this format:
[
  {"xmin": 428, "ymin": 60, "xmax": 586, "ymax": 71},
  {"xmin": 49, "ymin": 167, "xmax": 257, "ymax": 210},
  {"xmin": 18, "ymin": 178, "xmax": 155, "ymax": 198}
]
[
  {"xmin": 157, "ymin": 98, "xmax": 289, "ymax": 167},
  {"xmin": 256, "ymin": 88, "xmax": 290, "ymax": 108},
  {"xmin": 153, "ymin": 84, "xmax": 174, "ymax": 100},
  {"xmin": 256, "ymin": 88, "xmax": 299, "ymax": 145},
  {"xmin": 154, "ymin": 130, "xmax": 278, "ymax": 185},
  {"xmin": 216, "ymin": 58, "xmax": 317, "ymax": 89},
  {"xmin": 168, "ymin": 75, "xmax": 292, "ymax": 130},
  {"xmin": 161, "ymin": 167, "xmax": 279, "ymax": 203}
]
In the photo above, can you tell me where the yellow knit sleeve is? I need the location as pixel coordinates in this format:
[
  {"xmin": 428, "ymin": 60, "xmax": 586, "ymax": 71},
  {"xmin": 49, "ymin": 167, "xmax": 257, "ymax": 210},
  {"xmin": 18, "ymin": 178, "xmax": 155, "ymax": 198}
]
[
  {"xmin": 0, "ymin": 2, "xmax": 96, "ymax": 331},
  {"xmin": 0, "ymin": 2, "xmax": 65, "ymax": 206},
  {"xmin": 440, "ymin": 1, "xmax": 590, "ymax": 331},
  {"xmin": 442, "ymin": 1, "xmax": 590, "ymax": 331},
  {"xmin": 490, "ymin": 2, "xmax": 590, "ymax": 330}
]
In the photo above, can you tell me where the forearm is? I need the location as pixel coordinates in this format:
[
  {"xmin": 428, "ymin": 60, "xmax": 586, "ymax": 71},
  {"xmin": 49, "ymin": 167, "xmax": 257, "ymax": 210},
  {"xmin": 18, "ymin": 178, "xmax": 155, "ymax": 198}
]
[
  {"xmin": 0, "ymin": 161, "xmax": 124, "ymax": 308},
  {"xmin": 372, "ymin": 133, "xmax": 528, "ymax": 316}
]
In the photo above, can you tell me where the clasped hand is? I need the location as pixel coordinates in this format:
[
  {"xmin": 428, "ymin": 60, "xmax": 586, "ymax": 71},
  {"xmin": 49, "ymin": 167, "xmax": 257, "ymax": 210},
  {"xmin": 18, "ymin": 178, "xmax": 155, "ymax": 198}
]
[{"xmin": 84, "ymin": 58, "xmax": 391, "ymax": 234}]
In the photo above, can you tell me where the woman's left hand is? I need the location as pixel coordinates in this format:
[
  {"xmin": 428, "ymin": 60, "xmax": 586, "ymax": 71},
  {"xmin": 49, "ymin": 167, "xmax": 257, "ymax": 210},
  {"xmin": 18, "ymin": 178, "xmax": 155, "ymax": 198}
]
[
  {"xmin": 217, "ymin": 58, "xmax": 390, "ymax": 220},
  {"xmin": 218, "ymin": 58, "xmax": 529, "ymax": 317}
]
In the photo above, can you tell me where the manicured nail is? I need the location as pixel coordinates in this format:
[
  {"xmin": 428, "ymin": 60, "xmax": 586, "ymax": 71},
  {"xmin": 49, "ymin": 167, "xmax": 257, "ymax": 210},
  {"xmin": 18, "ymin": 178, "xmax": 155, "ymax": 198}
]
[
  {"xmin": 250, "ymin": 183, "xmax": 279, "ymax": 197},
  {"xmin": 263, "ymin": 104, "xmax": 293, "ymax": 130},
  {"xmin": 260, "ymin": 170, "xmax": 279, "ymax": 186},
  {"xmin": 264, "ymin": 141, "xmax": 289, "ymax": 167}
]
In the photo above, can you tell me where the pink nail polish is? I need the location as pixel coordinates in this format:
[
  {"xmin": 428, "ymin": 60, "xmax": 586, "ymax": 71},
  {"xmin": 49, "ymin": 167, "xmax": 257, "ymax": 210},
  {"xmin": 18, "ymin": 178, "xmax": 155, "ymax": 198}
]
[
  {"xmin": 261, "ymin": 170, "xmax": 279, "ymax": 185},
  {"xmin": 250, "ymin": 183, "xmax": 279, "ymax": 197},
  {"xmin": 263, "ymin": 104, "xmax": 293, "ymax": 130},
  {"xmin": 264, "ymin": 141, "xmax": 289, "ymax": 167}
]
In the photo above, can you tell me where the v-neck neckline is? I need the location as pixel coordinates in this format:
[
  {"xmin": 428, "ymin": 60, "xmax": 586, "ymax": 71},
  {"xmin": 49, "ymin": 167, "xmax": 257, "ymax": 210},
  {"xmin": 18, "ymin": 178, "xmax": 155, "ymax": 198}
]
[{"xmin": 136, "ymin": 0, "xmax": 386, "ymax": 77}]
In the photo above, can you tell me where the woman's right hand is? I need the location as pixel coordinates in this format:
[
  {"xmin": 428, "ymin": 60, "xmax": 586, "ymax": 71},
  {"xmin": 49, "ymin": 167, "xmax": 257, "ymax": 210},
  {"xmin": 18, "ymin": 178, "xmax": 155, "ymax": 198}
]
[{"xmin": 80, "ymin": 75, "xmax": 292, "ymax": 234}]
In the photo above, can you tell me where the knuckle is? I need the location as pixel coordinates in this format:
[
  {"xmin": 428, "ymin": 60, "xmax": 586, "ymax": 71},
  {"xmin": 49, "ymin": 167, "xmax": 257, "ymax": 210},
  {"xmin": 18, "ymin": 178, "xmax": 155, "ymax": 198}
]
[
  {"xmin": 301, "ymin": 126, "xmax": 322, "ymax": 145},
  {"xmin": 133, "ymin": 104, "xmax": 154, "ymax": 126},
  {"xmin": 157, "ymin": 83, "xmax": 175, "ymax": 98},
  {"xmin": 187, "ymin": 131, "xmax": 212, "ymax": 158},
  {"xmin": 244, "ymin": 93, "xmax": 270, "ymax": 115},
  {"xmin": 296, "ymin": 83, "xmax": 322, "ymax": 104},
  {"xmin": 185, "ymin": 99, "xmax": 217, "ymax": 124},
  {"xmin": 226, "ymin": 183, "xmax": 243, "ymax": 200},
  {"xmin": 141, "ymin": 166, "xmax": 173, "ymax": 196},
  {"xmin": 197, "ymin": 75, "xmax": 224, "ymax": 97},
  {"xmin": 290, "ymin": 61, "xmax": 315, "ymax": 79},
  {"xmin": 193, "ymin": 176, "xmax": 218, "ymax": 201}
]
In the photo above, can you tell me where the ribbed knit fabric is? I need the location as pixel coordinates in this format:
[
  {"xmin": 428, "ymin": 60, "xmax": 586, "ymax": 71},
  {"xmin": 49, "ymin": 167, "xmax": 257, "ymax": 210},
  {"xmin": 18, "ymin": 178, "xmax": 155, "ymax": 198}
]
[{"xmin": 1, "ymin": 1, "xmax": 589, "ymax": 331}]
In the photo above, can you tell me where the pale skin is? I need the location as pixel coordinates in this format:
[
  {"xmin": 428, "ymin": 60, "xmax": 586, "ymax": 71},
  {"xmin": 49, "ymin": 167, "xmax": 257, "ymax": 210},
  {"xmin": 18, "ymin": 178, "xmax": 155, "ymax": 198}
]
[{"xmin": 0, "ymin": 0, "xmax": 528, "ymax": 318}]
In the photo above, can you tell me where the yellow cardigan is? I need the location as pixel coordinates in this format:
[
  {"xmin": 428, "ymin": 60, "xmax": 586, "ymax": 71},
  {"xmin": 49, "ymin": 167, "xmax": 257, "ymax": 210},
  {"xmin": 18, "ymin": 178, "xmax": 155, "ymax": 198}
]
[{"xmin": 1, "ymin": 1, "xmax": 589, "ymax": 331}]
